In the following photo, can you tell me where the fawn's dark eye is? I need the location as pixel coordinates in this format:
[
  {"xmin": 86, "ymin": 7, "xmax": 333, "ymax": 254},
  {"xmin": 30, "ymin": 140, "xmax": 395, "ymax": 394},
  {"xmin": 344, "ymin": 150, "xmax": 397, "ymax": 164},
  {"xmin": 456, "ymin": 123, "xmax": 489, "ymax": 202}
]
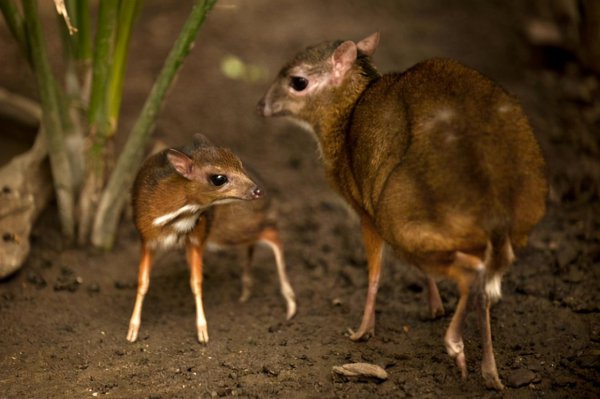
[
  {"xmin": 209, "ymin": 174, "xmax": 228, "ymax": 187},
  {"xmin": 290, "ymin": 76, "xmax": 308, "ymax": 91}
]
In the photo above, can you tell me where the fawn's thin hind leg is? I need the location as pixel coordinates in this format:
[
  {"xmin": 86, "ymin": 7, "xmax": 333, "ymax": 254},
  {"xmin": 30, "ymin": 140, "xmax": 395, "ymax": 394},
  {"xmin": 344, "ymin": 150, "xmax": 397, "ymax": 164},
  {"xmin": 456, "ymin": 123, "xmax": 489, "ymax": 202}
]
[
  {"xmin": 127, "ymin": 244, "xmax": 153, "ymax": 342},
  {"xmin": 239, "ymin": 245, "xmax": 255, "ymax": 303},
  {"xmin": 259, "ymin": 226, "xmax": 296, "ymax": 319}
]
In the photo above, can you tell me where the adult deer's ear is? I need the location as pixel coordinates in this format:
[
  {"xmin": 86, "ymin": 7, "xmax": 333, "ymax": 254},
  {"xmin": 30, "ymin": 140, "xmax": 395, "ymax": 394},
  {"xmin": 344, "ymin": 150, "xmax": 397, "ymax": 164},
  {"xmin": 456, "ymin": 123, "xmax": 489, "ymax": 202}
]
[
  {"xmin": 167, "ymin": 149, "xmax": 194, "ymax": 180},
  {"xmin": 331, "ymin": 41, "xmax": 357, "ymax": 85},
  {"xmin": 357, "ymin": 32, "xmax": 380, "ymax": 56}
]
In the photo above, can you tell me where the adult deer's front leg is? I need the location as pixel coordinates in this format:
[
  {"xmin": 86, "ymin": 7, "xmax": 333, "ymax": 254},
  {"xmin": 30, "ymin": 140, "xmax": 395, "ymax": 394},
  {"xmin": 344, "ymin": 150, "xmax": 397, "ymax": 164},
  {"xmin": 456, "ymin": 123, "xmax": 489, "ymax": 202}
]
[
  {"xmin": 350, "ymin": 216, "xmax": 384, "ymax": 341},
  {"xmin": 186, "ymin": 241, "xmax": 208, "ymax": 344}
]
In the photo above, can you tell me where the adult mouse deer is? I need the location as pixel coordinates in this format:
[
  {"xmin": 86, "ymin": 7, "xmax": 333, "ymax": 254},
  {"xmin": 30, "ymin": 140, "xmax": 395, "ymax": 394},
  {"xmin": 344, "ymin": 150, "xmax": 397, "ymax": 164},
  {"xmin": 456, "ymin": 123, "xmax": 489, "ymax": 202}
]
[
  {"xmin": 128, "ymin": 134, "xmax": 295, "ymax": 344},
  {"xmin": 257, "ymin": 33, "xmax": 547, "ymax": 389}
]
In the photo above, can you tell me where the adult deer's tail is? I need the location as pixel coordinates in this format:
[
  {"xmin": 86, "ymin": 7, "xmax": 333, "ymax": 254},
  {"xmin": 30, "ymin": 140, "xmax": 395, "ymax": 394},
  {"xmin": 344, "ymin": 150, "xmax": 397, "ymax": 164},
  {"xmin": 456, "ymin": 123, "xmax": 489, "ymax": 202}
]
[{"xmin": 484, "ymin": 232, "xmax": 515, "ymax": 303}]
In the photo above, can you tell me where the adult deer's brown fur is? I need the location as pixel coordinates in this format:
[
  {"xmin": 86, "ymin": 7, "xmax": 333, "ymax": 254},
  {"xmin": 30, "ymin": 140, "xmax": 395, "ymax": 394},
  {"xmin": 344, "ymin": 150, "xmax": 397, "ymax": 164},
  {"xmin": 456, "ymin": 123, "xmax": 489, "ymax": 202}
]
[{"xmin": 258, "ymin": 33, "xmax": 547, "ymax": 389}]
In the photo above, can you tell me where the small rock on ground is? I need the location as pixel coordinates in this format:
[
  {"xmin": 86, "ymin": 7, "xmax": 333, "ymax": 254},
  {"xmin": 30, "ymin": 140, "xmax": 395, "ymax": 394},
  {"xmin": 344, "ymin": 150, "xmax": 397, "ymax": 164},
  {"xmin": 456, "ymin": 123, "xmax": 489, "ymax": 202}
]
[
  {"xmin": 332, "ymin": 362, "xmax": 388, "ymax": 382},
  {"xmin": 506, "ymin": 368, "xmax": 538, "ymax": 388}
]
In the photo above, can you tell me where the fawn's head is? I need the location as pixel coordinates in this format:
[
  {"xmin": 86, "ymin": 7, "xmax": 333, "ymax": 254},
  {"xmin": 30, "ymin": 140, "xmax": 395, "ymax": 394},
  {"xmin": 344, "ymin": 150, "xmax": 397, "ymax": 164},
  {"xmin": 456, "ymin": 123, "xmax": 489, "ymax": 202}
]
[{"xmin": 167, "ymin": 134, "xmax": 261, "ymax": 206}]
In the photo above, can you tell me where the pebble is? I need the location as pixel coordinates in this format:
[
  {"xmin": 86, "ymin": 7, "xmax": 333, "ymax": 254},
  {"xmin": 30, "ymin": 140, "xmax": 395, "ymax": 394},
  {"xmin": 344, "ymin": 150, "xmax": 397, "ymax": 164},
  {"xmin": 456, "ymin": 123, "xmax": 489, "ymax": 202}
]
[
  {"xmin": 506, "ymin": 368, "xmax": 538, "ymax": 388},
  {"xmin": 332, "ymin": 362, "xmax": 388, "ymax": 382},
  {"xmin": 53, "ymin": 267, "xmax": 82, "ymax": 292},
  {"xmin": 26, "ymin": 271, "xmax": 47, "ymax": 288}
]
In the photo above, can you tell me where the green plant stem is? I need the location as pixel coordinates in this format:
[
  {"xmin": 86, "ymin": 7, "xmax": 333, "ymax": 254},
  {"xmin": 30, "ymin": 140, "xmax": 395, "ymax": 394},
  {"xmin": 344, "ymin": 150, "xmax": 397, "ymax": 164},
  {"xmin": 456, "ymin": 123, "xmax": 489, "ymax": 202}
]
[
  {"xmin": 87, "ymin": 0, "xmax": 118, "ymax": 135},
  {"xmin": 22, "ymin": 0, "xmax": 74, "ymax": 240},
  {"xmin": 0, "ymin": 0, "xmax": 24, "ymax": 41},
  {"xmin": 62, "ymin": 0, "xmax": 78, "ymax": 57},
  {"xmin": 77, "ymin": 0, "xmax": 119, "ymax": 244},
  {"xmin": 57, "ymin": 13, "xmax": 73, "ymax": 60},
  {"xmin": 75, "ymin": 0, "xmax": 92, "ymax": 62},
  {"xmin": 91, "ymin": 0, "xmax": 218, "ymax": 249},
  {"xmin": 74, "ymin": 0, "xmax": 92, "ymax": 108},
  {"xmin": 1, "ymin": 0, "xmax": 30, "ymax": 62},
  {"xmin": 106, "ymin": 0, "xmax": 144, "ymax": 135}
]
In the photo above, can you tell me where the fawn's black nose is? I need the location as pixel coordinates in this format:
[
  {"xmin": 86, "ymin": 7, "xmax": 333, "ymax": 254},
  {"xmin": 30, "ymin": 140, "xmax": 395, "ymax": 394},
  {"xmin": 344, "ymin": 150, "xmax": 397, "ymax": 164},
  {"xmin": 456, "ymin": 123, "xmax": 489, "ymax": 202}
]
[{"xmin": 252, "ymin": 187, "xmax": 262, "ymax": 199}]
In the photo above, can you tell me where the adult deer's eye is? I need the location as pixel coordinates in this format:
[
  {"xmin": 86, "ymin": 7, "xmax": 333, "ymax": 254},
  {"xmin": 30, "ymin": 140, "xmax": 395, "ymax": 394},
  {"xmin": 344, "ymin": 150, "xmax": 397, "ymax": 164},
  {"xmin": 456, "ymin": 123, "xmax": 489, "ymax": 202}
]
[
  {"xmin": 209, "ymin": 174, "xmax": 228, "ymax": 186},
  {"xmin": 290, "ymin": 76, "xmax": 308, "ymax": 91}
]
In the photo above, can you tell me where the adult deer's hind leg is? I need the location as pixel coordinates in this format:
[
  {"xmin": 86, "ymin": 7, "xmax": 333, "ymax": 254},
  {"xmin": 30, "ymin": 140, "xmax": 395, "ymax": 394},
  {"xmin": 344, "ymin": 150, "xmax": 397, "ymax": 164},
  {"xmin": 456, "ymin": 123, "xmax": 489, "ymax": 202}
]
[
  {"xmin": 443, "ymin": 251, "xmax": 484, "ymax": 379},
  {"xmin": 427, "ymin": 275, "xmax": 445, "ymax": 318},
  {"xmin": 476, "ymin": 281, "xmax": 504, "ymax": 390}
]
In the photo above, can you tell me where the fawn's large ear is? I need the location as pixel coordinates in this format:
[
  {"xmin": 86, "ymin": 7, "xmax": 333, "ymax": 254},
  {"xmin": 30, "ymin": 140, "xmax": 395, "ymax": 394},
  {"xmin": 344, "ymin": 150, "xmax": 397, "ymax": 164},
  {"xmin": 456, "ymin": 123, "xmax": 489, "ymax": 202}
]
[
  {"xmin": 193, "ymin": 133, "xmax": 212, "ymax": 148},
  {"xmin": 331, "ymin": 41, "xmax": 357, "ymax": 85},
  {"xmin": 356, "ymin": 32, "xmax": 380, "ymax": 56},
  {"xmin": 167, "ymin": 149, "xmax": 194, "ymax": 180}
]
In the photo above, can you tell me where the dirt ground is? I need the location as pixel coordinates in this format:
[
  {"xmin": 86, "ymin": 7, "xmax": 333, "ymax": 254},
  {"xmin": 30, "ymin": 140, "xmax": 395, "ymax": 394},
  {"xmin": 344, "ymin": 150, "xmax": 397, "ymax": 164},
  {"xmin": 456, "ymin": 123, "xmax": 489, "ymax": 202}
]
[{"xmin": 1, "ymin": 1, "xmax": 599, "ymax": 398}]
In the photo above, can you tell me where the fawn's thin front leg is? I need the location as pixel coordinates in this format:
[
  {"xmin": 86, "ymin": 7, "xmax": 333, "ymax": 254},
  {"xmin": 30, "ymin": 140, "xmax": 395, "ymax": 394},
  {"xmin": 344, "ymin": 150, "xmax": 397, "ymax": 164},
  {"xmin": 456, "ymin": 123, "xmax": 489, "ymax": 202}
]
[
  {"xmin": 259, "ymin": 226, "xmax": 297, "ymax": 320},
  {"xmin": 186, "ymin": 241, "xmax": 208, "ymax": 344},
  {"xmin": 350, "ymin": 216, "xmax": 384, "ymax": 341},
  {"xmin": 127, "ymin": 244, "xmax": 153, "ymax": 342}
]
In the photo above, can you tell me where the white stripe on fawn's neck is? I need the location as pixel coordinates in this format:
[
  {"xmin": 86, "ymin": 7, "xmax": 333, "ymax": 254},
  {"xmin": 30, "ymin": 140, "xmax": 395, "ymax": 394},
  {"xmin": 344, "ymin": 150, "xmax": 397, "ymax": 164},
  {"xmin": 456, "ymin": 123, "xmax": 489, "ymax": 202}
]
[{"xmin": 152, "ymin": 204, "xmax": 203, "ymax": 227}]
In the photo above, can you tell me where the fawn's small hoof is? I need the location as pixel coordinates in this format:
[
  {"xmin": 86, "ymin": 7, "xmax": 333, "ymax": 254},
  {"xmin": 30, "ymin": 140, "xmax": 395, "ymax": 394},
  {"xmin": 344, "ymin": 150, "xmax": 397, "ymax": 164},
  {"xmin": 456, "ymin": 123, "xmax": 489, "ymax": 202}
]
[
  {"xmin": 127, "ymin": 324, "xmax": 139, "ymax": 343},
  {"xmin": 286, "ymin": 301, "xmax": 297, "ymax": 320},
  {"xmin": 197, "ymin": 326, "xmax": 209, "ymax": 344}
]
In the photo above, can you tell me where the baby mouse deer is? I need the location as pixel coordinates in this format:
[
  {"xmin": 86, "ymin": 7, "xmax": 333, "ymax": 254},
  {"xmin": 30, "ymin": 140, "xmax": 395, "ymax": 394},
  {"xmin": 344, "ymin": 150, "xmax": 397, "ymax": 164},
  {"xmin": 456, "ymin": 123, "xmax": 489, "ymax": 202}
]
[
  {"xmin": 258, "ymin": 33, "xmax": 547, "ymax": 389},
  {"xmin": 128, "ymin": 134, "xmax": 296, "ymax": 344}
]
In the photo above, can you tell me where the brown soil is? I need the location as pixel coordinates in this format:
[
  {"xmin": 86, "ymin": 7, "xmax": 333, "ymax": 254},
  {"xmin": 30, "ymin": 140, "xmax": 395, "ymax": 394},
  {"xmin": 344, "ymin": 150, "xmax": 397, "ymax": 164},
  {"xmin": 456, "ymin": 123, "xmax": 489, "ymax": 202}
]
[{"xmin": 1, "ymin": 1, "xmax": 599, "ymax": 398}]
